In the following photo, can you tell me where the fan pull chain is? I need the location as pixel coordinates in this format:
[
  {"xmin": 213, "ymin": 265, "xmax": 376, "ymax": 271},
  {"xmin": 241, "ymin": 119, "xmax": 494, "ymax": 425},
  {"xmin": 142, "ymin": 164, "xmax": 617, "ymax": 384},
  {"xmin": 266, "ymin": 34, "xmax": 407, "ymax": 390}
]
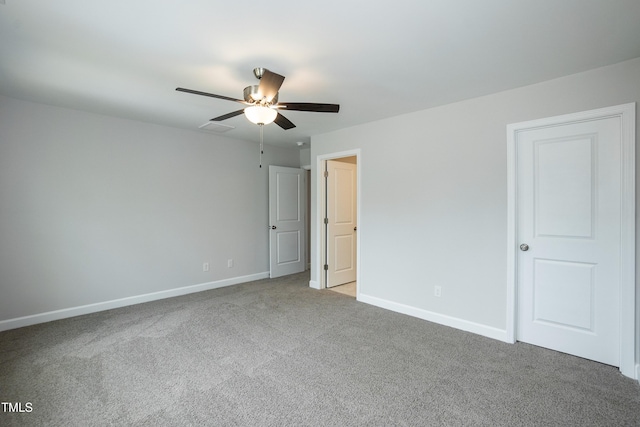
[{"xmin": 259, "ymin": 124, "xmax": 264, "ymax": 168}]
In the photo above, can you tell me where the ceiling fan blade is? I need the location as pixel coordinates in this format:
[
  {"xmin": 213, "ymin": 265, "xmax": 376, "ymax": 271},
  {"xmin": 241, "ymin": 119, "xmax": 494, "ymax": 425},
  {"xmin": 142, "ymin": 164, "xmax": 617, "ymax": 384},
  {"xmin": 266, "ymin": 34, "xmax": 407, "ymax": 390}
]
[
  {"xmin": 211, "ymin": 109, "xmax": 245, "ymax": 121},
  {"xmin": 258, "ymin": 69, "xmax": 285, "ymax": 102},
  {"xmin": 277, "ymin": 102, "xmax": 340, "ymax": 113},
  {"xmin": 176, "ymin": 87, "xmax": 247, "ymax": 104},
  {"xmin": 274, "ymin": 112, "xmax": 296, "ymax": 130}
]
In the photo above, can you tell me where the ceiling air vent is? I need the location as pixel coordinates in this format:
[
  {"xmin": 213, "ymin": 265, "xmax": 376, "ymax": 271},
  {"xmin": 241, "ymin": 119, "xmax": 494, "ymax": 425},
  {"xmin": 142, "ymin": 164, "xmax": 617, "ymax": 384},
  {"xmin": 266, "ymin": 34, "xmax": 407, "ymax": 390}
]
[{"xmin": 198, "ymin": 121, "xmax": 235, "ymax": 133}]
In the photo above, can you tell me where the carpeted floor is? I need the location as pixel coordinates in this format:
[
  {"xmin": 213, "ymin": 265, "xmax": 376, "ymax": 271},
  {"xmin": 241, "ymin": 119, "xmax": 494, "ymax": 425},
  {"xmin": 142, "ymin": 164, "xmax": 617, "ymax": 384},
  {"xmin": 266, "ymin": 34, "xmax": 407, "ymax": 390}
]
[{"xmin": 1, "ymin": 272, "xmax": 639, "ymax": 426}]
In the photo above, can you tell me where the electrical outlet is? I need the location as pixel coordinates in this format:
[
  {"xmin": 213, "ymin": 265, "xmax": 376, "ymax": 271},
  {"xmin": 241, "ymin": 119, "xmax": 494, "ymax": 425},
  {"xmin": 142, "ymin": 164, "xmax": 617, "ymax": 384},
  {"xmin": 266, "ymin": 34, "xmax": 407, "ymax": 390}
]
[
  {"xmin": 434, "ymin": 286, "xmax": 442, "ymax": 297},
  {"xmin": 203, "ymin": 262, "xmax": 210, "ymax": 272},
  {"xmin": 227, "ymin": 259, "xmax": 233, "ymax": 268}
]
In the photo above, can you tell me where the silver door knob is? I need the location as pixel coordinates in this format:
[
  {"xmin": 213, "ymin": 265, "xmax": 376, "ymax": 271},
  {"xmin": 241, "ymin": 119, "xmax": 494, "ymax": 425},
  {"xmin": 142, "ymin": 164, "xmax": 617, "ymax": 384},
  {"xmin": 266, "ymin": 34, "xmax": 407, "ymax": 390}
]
[{"xmin": 520, "ymin": 243, "xmax": 529, "ymax": 251}]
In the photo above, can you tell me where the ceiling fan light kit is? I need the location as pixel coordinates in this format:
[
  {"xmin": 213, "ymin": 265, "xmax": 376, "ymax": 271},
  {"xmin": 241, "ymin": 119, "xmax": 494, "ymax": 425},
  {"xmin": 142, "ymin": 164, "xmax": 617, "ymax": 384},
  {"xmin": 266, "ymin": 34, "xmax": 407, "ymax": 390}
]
[{"xmin": 244, "ymin": 105, "xmax": 277, "ymax": 125}]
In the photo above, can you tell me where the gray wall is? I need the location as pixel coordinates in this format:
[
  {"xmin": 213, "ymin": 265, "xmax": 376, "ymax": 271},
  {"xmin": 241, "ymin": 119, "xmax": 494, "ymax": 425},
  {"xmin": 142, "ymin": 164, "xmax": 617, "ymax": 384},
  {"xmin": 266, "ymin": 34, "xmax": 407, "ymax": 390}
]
[
  {"xmin": 0, "ymin": 96, "xmax": 300, "ymax": 323},
  {"xmin": 299, "ymin": 148, "xmax": 311, "ymax": 168},
  {"xmin": 310, "ymin": 57, "xmax": 640, "ymax": 371}
]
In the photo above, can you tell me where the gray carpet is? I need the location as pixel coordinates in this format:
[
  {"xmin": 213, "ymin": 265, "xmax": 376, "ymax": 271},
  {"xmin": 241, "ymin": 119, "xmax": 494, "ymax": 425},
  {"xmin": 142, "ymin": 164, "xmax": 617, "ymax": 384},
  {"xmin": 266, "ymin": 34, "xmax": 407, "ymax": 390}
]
[{"xmin": 1, "ymin": 272, "xmax": 639, "ymax": 426}]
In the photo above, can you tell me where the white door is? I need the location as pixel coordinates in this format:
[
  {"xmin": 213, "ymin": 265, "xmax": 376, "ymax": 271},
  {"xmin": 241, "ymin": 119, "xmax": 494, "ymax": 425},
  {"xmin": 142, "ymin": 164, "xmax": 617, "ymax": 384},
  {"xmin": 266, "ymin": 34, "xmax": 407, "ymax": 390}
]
[
  {"xmin": 269, "ymin": 166, "xmax": 305, "ymax": 278},
  {"xmin": 326, "ymin": 160, "xmax": 357, "ymax": 288},
  {"xmin": 516, "ymin": 116, "xmax": 621, "ymax": 366}
]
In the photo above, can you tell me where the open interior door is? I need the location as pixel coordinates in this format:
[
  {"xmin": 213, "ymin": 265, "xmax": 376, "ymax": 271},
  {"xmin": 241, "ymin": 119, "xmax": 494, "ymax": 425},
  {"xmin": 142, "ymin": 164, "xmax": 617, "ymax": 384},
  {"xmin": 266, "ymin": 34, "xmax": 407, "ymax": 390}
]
[{"xmin": 326, "ymin": 160, "xmax": 357, "ymax": 287}]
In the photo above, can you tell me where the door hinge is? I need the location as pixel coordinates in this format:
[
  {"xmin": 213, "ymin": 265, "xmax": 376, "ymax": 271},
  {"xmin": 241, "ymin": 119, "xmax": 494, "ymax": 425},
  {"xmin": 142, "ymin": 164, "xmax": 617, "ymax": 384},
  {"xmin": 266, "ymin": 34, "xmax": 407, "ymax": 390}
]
[
  {"xmin": 324, "ymin": 170, "xmax": 329, "ymax": 178},
  {"xmin": 324, "ymin": 264, "xmax": 328, "ymax": 271},
  {"xmin": 324, "ymin": 217, "xmax": 328, "ymax": 224}
]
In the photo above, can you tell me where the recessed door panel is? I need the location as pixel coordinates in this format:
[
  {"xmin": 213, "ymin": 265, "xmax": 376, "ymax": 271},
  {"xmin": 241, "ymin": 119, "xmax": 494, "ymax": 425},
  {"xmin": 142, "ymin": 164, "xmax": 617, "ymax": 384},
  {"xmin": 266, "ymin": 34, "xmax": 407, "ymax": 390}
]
[
  {"xmin": 334, "ymin": 168, "xmax": 355, "ymax": 224},
  {"xmin": 533, "ymin": 259, "xmax": 594, "ymax": 331},
  {"xmin": 535, "ymin": 136, "xmax": 594, "ymax": 238},
  {"xmin": 334, "ymin": 234, "xmax": 354, "ymax": 272},
  {"xmin": 277, "ymin": 173, "xmax": 301, "ymax": 222},
  {"xmin": 276, "ymin": 230, "xmax": 301, "ymax": 264}
]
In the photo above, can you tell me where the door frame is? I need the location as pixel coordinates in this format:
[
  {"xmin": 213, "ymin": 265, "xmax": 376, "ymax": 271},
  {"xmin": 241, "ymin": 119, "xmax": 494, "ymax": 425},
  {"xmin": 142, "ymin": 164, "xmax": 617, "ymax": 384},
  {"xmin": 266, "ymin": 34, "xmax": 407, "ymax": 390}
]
[
  {"xmin": 506, "ymin": 103, "xmax": 636, "ymax": 379},
  {"xmin": 315, "ymin": 149, "xmax": 361, "ymax": 293}
]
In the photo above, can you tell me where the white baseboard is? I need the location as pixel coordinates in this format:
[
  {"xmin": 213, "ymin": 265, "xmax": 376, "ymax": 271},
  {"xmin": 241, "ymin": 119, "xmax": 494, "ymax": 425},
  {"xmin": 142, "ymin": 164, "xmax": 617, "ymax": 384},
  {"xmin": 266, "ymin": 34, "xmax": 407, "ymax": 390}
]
[
  {"xmin": 0, "ymin": 271, "xmax": 269, "ymax": 332},
  {"xmin": 357, "ymin": 293, "xmax": 509, "ymax": 343},
  {"xmin": 309, "ymin": 280, "xmax": 321, "ymax": 290}
]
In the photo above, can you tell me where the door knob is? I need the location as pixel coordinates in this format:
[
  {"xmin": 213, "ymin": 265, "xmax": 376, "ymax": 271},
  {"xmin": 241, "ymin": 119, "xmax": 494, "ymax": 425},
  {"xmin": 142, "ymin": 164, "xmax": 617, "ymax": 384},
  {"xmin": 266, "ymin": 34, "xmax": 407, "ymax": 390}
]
[
  {"xmin": 354, "ymin": 226, "xmax": 357, "ymax": 231},
  {"xmin": 270, "ymin": 225, "xmax": 276, "ymax": 230},
  {"xmin": 520, "ymin": 243, "xmax": 529, "ymax": 251}
]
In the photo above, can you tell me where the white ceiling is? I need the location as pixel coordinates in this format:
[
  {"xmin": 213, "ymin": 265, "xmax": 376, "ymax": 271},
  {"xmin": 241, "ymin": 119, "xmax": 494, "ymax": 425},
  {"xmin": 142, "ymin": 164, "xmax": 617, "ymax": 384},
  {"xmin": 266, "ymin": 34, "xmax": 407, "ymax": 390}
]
[{"xmin": 1, "ymin": 1, "xmax": 639, "ymax": 149}]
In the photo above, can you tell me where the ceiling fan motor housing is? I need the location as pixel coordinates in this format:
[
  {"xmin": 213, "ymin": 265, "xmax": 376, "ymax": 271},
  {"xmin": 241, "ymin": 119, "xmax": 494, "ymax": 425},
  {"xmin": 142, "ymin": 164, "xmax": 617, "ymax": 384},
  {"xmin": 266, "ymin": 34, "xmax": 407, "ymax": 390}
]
[{"xmin": 243, "ymin": 85, "xmax": 277, "ymax": 104}]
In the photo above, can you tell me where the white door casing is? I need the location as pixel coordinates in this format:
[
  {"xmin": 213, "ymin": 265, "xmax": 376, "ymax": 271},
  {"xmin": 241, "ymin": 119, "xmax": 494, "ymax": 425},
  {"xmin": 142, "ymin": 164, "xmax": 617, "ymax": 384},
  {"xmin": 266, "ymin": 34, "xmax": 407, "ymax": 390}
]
[
  {"xmin": 506, "ymin": 103, "xmax": 636, "ymax": 379},
  {"xmin": 269, "ymin": 166, "xmax": 305, "ymax": 278},
  {"xmin": 326, "ymin": 160, "xmax": 357, "ymax": 287}
]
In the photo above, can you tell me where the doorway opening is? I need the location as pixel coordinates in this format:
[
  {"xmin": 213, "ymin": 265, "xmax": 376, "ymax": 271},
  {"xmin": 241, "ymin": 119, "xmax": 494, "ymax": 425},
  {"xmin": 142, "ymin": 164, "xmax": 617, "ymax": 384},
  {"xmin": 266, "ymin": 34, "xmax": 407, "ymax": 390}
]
[{"xmin": 316, "ymin": 150, "xmax": 360, "ymax": 298}]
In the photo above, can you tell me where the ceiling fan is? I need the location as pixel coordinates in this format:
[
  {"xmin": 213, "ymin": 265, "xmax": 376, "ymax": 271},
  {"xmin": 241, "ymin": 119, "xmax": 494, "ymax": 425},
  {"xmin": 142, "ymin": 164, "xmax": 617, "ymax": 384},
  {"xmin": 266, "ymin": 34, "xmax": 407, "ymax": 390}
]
[{"xmin": 176, "ymin": 68, "xmax": 340, "ymax": 130}]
